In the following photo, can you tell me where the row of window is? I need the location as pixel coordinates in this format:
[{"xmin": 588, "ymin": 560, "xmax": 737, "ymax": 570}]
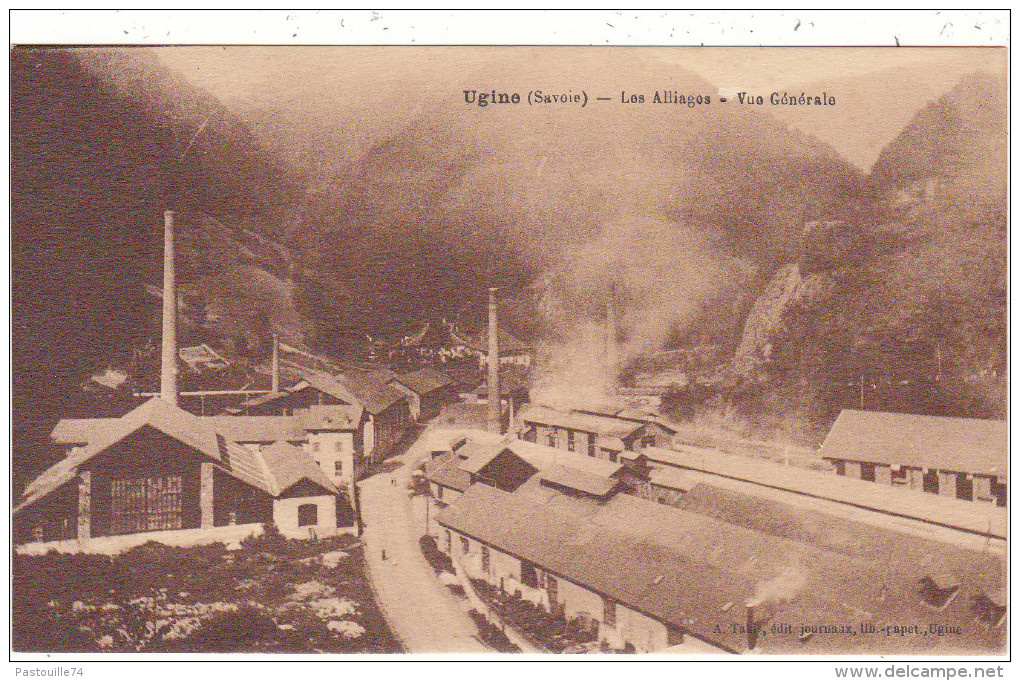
[
  {"xmin": 833, "ymin": 461, "xmax": 1006, "ymax": 504},
  {"xmin": 310, "ymin": 440, "xmax": 348, "ymax": 453},
  {"xmin": 447, "ymin": 529, "xmax": 618, "ymax": 629}
]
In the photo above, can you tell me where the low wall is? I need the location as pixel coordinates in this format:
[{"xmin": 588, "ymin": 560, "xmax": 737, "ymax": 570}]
[{"xmin": 14, "ymin": 523, "xmax": 265, "ymax": 556}]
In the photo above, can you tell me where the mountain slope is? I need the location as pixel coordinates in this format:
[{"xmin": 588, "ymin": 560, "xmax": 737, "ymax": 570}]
[
  {"xmin": 745, "ymin": 71, "xmax": 1007, "ymax": 434},
  {"xmin": 319, "ymin": 54, "xmax": 864, "ymax": 400},
  {"xmin": 10, "ymin": 47, "xmax": 315, "ymax": 487}
]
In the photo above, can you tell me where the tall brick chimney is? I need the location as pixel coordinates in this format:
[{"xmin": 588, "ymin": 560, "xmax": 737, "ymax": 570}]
[
  {"xmin": 487, "ymin": 287, "xmax": 501, "ymax": 433},
  {"xmin": 160, "ymin": 210, "xmax": 178, "ymax": 406}
]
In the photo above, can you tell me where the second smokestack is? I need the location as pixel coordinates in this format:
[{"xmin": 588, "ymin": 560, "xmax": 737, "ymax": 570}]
[
  {"xmin": 160, "ymin": 210, "xmax": 178, "ymax": 407},
  {"xmin": 487, "ymin": 287, "xmax": 501, "ymax": 433},
  {"xmin": 271, "ymin": 332, "xmax": 280, "ymax": 394}
]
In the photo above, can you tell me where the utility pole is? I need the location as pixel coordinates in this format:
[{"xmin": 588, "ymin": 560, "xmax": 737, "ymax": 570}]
[{"xmin": 860, "ymin": 373, "xmax": 865, "ymax": 410}]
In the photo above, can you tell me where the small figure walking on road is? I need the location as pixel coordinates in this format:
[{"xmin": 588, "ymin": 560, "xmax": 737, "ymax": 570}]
[{"xmin": 381, "ymin": 548, "xmax": 387, "ymax": 561}]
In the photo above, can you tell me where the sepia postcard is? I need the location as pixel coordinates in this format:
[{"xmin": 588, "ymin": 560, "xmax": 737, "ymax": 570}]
[{"xmin": 9, "ymin": 27, "xmax": 1008, "ymax": 664}]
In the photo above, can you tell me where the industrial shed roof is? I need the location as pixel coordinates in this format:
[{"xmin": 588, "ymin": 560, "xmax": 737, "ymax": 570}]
[
  {"xmin": 459, "ymin": 444, "xmax": 511, "ymax": 474},
  {"xmin": 333, "ymin": 370, "xmax": 408, "ymax": 414},
  {"xmin": 438, "ymin": 484, "xmax": 1005, "ymax": 654},
  {"xmin": 517, "ymin": 404, "xmax": 644, "ymax": 439},
  {"xmin": 424, "ymin": 452, "xmax": 473, "ymax": 492},
  {"xmin": 18, "ymin": 399, "xmax": 283, "ymax": 514},
  {"xmin": 285, "ymin": 369, "xmax": 406, "ymax": 415},
  {"xmin": 540, "ymin": 465, "xmax": 621, "ymax": 498},
  {"xmin": 644, "ymin": 445, "xmax": 1007, "ymax": 540},
  {"xmin": 298, "ymin": 404, "xmax": 364, "ymax": 431},
  {"xmin": 258, "ymin": 441, "xmax": 337, "ymax": 496},
  {"xmin": 201, "ymin": 415, "xmax": 307, "ymax": 443},
  {"xmin": 820, "ymin": 409, "xmax": 1007, "ymax": 478},
  {"xmin": 504, "ymin": 439, "xmax": 624, "ymax": 478}
]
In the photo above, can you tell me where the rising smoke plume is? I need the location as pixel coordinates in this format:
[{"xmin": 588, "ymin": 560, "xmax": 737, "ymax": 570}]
[
  {"xmin": 747, "ymin": 562, "xmax": 807, "ymax": 608},
  {"xmin": 530, "ymin": 210, "xmax": 752, "ymax": 409}
]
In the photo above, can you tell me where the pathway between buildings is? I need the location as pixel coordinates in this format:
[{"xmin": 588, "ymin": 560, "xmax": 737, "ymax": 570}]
[{"xmin": 358, "ymin": 429, "xmax": 491, "ymax": 653}]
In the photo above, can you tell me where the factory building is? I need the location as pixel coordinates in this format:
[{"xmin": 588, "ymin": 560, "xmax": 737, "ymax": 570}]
[{"xmin": 820, "ymin": 409, "xmax": 1007, "ymax": 506}]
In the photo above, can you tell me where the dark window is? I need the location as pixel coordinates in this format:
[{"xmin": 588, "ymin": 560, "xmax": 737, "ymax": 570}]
[
  {"xmin": 298, "ymin": 503, "xmax": 318, "ymax": 527},
  {"xmin": 460, "ymin": 536, "xmax": 470, "ymax": 554},
  {"xmin": 481, "ymin": 545, "xmax": 490, "ymax": 573},
  {"xmin": 521, "ymin": 561, "xmax": 538, "ymax": 588},
  {"xmin": 955, "ymin": 474, "xmax": 973, "ymax": 501},
  {"xmin": 923, "ymin": 470, "xmax": 940, "ymax": 494},
  {"xmin": 641, "ymin": 436, "xmax": 655, "ymax": 448},
  {"xmin": 603, "ymin": 596, "xmax": 617, "ymax": 627},
  {"xmin": 567, "ymin": 430, "xmax": 576, "ymax": 452},
  {"xmin": 603, "ymin": 449, "xmax": 619, "ymax": 463},
  {"xmin": 444, "ymin": 530, "xmax": 452, "ymax": 553},
  {"xmin": 860, "ymin": 462, "xmax": 876, "ymax": 482},
  {"xmin": 587, "ymin": 438, "xmax": 596, "ymax": 458},
  {"xmin": 891, "ymin": 467, "xmax": 907, "ymax": 485},
  {"xmin": 546, "ymin": 575, "xmax": 562, "ymax": 616},
  {"xmin": 833, "ymin": 460, "xmax": 846, "ymax": 476},
  {"xmin": 110, "ymin": 476, "xmax": 183, "ymax": 534},
  {"xmin": 334, "ymin": 461, "xmax": 343, "ymax": 476},
  {"xmin": 546, "ymin": 432, "xmax": 557, "ymax": 448}
]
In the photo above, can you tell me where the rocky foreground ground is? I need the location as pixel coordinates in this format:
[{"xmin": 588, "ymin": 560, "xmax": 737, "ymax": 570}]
[{"xmin": 12, "ymin": 529, "xmax": 401, "ymax": 653}]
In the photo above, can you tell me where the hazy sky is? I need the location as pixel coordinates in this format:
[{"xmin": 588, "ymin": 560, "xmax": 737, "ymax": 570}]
[{"xmin": 154, "ymin": 46, "xmax": 1004, "ymax": 171}]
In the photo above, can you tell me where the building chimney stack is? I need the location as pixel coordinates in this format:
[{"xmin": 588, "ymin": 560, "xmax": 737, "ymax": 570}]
[
  {"xmin": 271, "ymin": 332, "xmax": 280, "ymax": 394},
  {"xmin": 487, "ymin": 287, "xmax": 501, "ymax": 433},
  {"xmin": 160, "ymin": 210, "xmax": 178, "ymax": 407}
]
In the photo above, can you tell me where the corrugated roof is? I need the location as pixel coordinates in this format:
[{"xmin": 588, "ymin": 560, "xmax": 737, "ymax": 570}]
[
  {"xmin": 821, "ymin": 409, "xmax": 1007, "ymax": 478},
  {"xmin": 648, "ymin": 466, "xmax": 699, "ymax": 492},
  {"xmin": 438, "ymin": 484, "xmax": 1005, "ymax": 654},
  {"xmin": 391, "ymin": 367, "xmax": 454, "ymax": 396},
  {"xmin": 257, "ymin": 441, "xmax": 337, "ymax": 495},
  {"xmin": 517, "ymin": 404, "xmax": 644, "ymax": 439},
  {"xmin": 540, "ymin": 465, "xmax": 620, "ymax": 498},
  {"xmin": 645, "ymin": 445, "xmax": 1007, "ymax": 540}
]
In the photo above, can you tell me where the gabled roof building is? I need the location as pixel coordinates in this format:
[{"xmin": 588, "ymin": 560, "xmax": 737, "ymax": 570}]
[
  {"xmin": 820, "ymin": 409, "xmax": 1007, "ymax": 506},
  {"xmin": 14, "ymin": 398, "xmax": 341, "ymax": 549}
]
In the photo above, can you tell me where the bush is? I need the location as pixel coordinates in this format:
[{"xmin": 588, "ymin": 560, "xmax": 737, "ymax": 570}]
[{"xmin": 418, "ymin": 535, "xmax": 454, "ymax": 574}]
